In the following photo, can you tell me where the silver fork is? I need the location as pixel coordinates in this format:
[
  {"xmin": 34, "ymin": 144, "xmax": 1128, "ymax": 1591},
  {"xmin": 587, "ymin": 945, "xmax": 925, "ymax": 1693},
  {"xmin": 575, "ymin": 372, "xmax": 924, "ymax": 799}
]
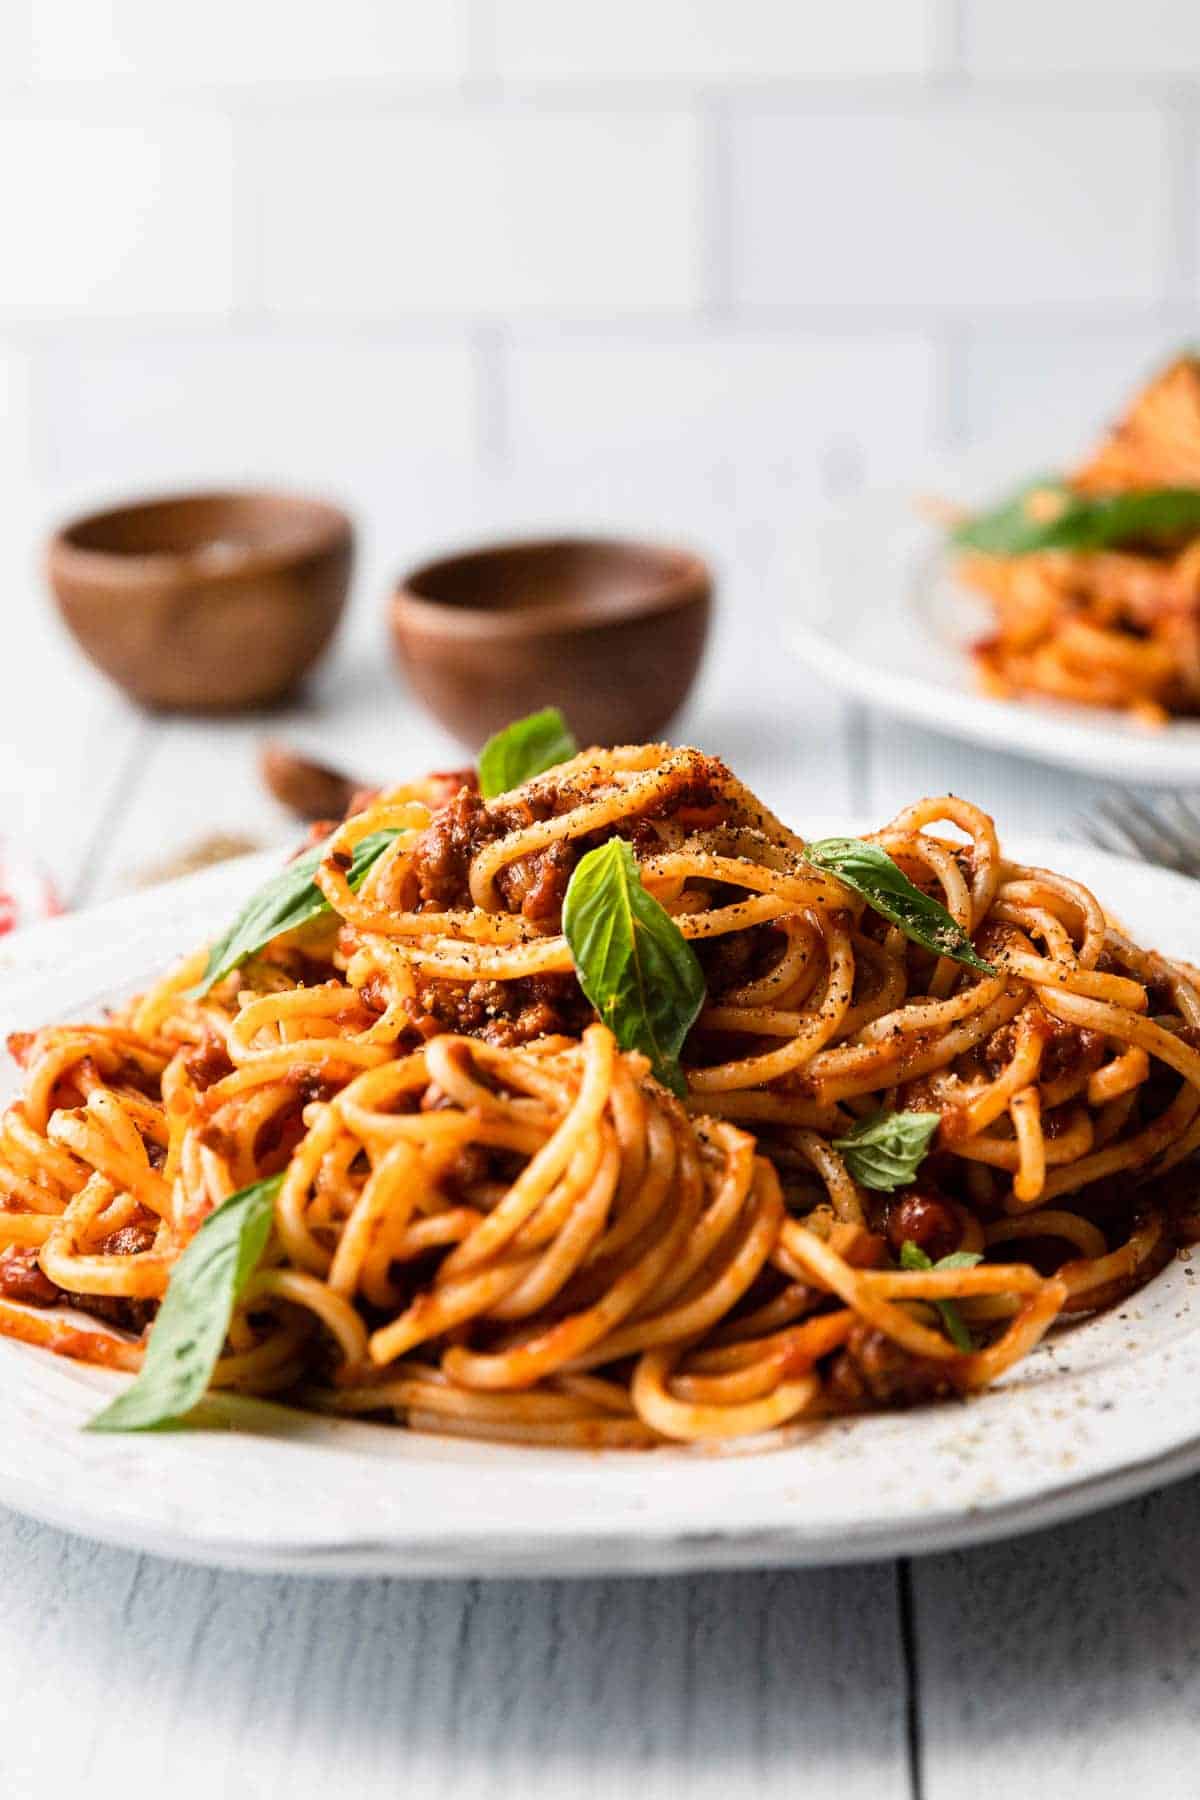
[{"xmin": 1078, "ymin": 791, "xmax": 1200, "ymax": 878}]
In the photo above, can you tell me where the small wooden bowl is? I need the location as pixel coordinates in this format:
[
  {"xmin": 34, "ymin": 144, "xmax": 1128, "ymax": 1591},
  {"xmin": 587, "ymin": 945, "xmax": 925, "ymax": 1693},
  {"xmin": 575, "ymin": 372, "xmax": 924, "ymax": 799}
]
[
  {"xmin": 47, "ymin": 490, "xmax": 354, "ymax": 712},
  {"xmin": 391, "ymin": 536, "xmax": 713, "ymax": 750}
]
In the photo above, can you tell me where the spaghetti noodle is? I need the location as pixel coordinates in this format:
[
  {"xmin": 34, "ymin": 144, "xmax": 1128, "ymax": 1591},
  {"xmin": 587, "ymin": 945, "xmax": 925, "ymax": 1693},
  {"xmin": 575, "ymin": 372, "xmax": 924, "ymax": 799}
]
[
  {"xmin": 955, "ymin": 355, "xmax": 1200, "ymax": 722},
  {"xmin": 1, "ymin": 742, "xmax": 1197, "ymax": 1446}
]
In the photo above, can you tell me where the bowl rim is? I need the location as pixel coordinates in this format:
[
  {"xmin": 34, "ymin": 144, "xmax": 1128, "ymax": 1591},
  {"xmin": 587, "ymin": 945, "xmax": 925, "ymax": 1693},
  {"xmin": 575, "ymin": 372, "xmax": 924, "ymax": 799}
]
[
  {"xmin": 392, "ymin": 534, "xmax": 713, "ymax": 640},
  {"xmin": 46, "ymin": 487, "xmax": 354, "ymax": 589}
]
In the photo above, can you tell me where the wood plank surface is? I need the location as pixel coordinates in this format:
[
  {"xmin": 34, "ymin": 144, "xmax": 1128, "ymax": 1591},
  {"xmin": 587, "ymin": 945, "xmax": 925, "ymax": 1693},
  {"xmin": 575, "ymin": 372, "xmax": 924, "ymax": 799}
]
[
  {"xmin": 914, "ymin": 1474, "xmax": 1200, "ymax": 1800},
  {"xmin": 0, "ymin": 1509, "xmax": 909, "ymax": 1800}
]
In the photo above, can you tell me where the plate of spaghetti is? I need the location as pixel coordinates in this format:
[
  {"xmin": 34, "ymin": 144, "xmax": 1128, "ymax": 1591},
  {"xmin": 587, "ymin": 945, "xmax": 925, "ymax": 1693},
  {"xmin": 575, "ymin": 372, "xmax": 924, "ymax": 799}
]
[
  {"xmin": 2, "ymin": 720, "xmax": 1200, "ymax": 1574},
  {"xmin": 789, "ymin": 355, "xmax": 1200, "ymax": 783}
]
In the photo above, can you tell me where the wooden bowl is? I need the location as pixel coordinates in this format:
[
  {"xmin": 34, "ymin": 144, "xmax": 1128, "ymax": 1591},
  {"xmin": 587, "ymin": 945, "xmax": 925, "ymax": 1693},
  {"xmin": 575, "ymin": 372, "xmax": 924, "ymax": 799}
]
[
  {"xmin": 390, "ymin": 536, "xmax": 713, "ymax": 750},
  {"xmin": 47, "ymin": 490, "xmax": 353, "ymax": 712}
]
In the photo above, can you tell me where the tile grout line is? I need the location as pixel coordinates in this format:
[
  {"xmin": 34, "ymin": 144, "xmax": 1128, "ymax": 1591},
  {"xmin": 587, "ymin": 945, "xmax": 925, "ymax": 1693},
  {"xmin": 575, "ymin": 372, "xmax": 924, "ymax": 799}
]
[
  {"xmin": 944, "ymin": 0, "xmax": 968, "ymax": 80},
  {"xmin": 2, "ymin": 73, "xmax": 1195, "ymax": 114},
  {"xmin": 474, "ymin": 323, "xmax": 510, "ymax": 474},
  {"xmin": 896, "ymin": 1556, "xmax": 926, "ymax": 1800},
  {"xmin": 700, "ymin": 95, "xmax": 734, "ymax": 322},
  {"xmin": 934, "ymin": 321, "xmax": 971, "ymax": 452},
  {"xmin": 463, "ymin": 0, "xmax": 501, "ymax": 101},
  {"xmin": 1, "ymin": 303, "xmax": 1194, "ymax": 349}
]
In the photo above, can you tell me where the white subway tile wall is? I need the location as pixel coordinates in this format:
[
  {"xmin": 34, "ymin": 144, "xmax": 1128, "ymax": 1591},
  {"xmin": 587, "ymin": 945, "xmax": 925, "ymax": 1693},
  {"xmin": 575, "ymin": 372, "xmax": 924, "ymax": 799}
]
[
  {"xmin": 250, "ymin": 113, "xmax": 703, "ymax": 318},
  {"xmin": 39, "ymin": 335, "xmax": 481, "ymax": 489},
  {"xmin": 959, "ymin": 329, "xmax": 1178, "ymax": 464},
  {"xmin": 962, "ymin": 0, "xmax": 1200, "ymax": 76},
  {"xmin": 506, "ymin": 334, "xmax": 938, "ymax": 481},
  {"xmin": 0, "ymin": 0, "xmax": 1194, "ymax": 615},
  {"xmin": 29, "ymin": 1, "xmax": 468, "ymax": 85},
  {"xmin": 0, "ymin": 113, "xmax": 236, "ymax": 317},
  {"xmin": 732, "ymin": 103, "xmax": 1170, "ymax": 310},
  {"xmin": 491, "ymin": 0, "xmax": 942, "ymax": 81}
]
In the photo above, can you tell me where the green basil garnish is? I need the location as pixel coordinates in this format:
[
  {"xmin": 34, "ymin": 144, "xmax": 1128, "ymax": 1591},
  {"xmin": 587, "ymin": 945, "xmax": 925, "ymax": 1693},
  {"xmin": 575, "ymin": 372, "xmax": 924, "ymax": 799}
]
[
  {"xmin": 953, "ymin": 480, "xmax": 1200, "ymax": 557},
  {"xmin": 190, "ymin": 828, "xmax": 404, "ymax": 997},
  {"xmin": 478, "ymin": 707, "xmax": 578, "ymax": 800},
  {"xmin": 87, "ymin": 1174, "xmax": 282, "ymax": 1432},
  {"xmin": 899, "ymin": 1240, "xmax": 982, "ymax": 1353},
  {"xmin": 804, "ymin": 837, "xmax": 995, "ymax": 974},
  {"xmin": 833, "ymin": 1108, "xmax": 941, "ymax": 1192},
  {"xmin": 562, "ymin": 837, "xmax": 704, "ymax": 1097}
]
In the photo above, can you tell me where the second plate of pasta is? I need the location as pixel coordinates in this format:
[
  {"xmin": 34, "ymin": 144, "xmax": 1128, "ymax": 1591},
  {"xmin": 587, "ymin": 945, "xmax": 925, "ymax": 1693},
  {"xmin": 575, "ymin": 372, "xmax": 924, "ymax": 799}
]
[{"xmin": 789, "ymin": 497, "xmax": 1200, "ymax": 785}]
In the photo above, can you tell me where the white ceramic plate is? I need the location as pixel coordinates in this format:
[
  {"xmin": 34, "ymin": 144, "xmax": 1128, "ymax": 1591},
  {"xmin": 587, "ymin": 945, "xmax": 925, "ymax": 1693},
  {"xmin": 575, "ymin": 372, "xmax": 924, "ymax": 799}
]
[
  {"xmin": 2, "ymin": 844, "xmax": 1200, "ymax": 1577},
  {"xmin": 788, "ymin": 493, "xmax": 1200, "ymax": 785}
]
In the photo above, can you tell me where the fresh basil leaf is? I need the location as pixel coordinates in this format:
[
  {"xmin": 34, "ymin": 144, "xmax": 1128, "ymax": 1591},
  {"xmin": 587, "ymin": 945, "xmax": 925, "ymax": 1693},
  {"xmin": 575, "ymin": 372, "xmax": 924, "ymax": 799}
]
[
  {"xmin": 898, "ymin": 1240, "xmax": 982, "ymax": 1353},
  {"xmin": 562, "ymin": 837, "xmax": 705, "ymax": 1097},
  {"xmin": 190, "ymin": 828, "xmax": 404, "ymax": 997},
  {"xmin": 898, "ymin": 1241, "xmax": 933, "ymax": 1269},
  {"xmin": 931, "ymin": 1250, "xmax": 985, "ymax": 1272},
  {"xmin": 87, "ymin": 1174, "xmax": 282, "ymax": 1432},
  {"xmin": 950, "ymin": 476, "xmax": 1071, "ymax": 555},
  {"xmin": 833, "ymin": 1108, "xmax": 941, "ymax": 1192},
  {"xmin": 953, "ymin": 481, "xmax": 1200, "ymax": 556},
  {"xmin": 804, "ymin": 837, "xmax": 995, "ymax": 974},
  {"xmin": 478, "ymin": 707, "xmax": 578, "ymax": 800}
]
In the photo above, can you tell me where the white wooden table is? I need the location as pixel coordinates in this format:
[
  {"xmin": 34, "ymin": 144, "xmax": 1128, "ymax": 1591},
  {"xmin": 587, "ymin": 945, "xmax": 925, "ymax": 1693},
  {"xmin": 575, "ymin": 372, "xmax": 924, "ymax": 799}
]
[{"xmin": 1, "ymin": 502, "xmax": 1197, "ymax": 1800}]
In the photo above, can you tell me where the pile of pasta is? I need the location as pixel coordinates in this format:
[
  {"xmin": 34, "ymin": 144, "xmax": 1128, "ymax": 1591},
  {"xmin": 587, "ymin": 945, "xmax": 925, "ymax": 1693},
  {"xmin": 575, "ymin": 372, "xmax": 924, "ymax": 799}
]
[
  {"xmin": 957, "ymin": 355, "xmax": 1200, "ymax": 721},
  {"xmin": 1, "ymin": 743, "xmax": 1198, "ymax": 1447}
]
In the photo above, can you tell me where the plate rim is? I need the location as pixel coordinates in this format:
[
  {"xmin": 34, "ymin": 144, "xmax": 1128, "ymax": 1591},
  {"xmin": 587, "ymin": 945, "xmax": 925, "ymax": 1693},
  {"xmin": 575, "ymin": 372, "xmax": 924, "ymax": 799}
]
[{"xmin": 2, "ymin": 836, "xmax": 1200, "ymax": 1577}]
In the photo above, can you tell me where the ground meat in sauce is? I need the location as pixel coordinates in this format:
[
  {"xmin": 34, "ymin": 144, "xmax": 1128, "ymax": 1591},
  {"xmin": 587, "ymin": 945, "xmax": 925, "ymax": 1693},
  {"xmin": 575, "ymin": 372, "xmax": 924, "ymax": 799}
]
[
  {"xmin": 697, "ymin": 925, "xmax": 759, "ymax": 996},
  {"xmin": 397, "ymin": 752, "xmax": 734, "ymax": 1034},
  {"xmin": 440, "ymin": 1142, "xmax": 492, "ymax": 1199},
  {"xmin": 67, "ymin": 1292, "xmax": 157, "ymax": 1334},
  {"xmin": 408, "ymin": 973, "xmax": 591, "ymax": 1047},
  {"xmin": 290, "ymin": 1065, "xmax": 344, "ymax": 1107},
  {"xmin": 700, "ymin": 920, "xmax": 804, "ymax": 1000},
  {"xmin": 826, "ymin": 1323, "xmax": 956, "ymax": 1408},
  {"xmin": 404, "ymin": 754, "xmax": 728, "ymax": 924},
  {"xmin": 495, "ymin": 838, "xmax": 577, "ymax": 929},
  {"xmin": 357, "ymin": 973, "xmax": 390, "ymax": 1015},
  {"xmin": 0, "ymin": 1234, "xmax": 157, "ymax": 1334},
  {"xmin": 301, "ymin": 771, "xmax": 478, "ymax": 854},
  {"xmin": 0, "ymin": 1246, "xmax": 60, "ymax": 1307},
  {"xmin": 65, "ymin": 1215, "xmax": 159, "ymax": 1332},
  {"xmin": 1143, "ymin": 974, "xmax": 1177, "ymax": 1013},
  {"xmin": 112, "ymin": 1057, "xmax": 166, "ymax": 1101},
  {"xmin": 405, "ymin": 791, "xmax": 503, "ymax": 910},
  {"xmin": 983, "ymin": 1011, "xmax": 1105, "ymax": 1085},
  {"xmin": 884, "ymin": 1190, "xmax": 963, "ymax": 1262},
  {"xmin": 1041, "ymin": 1018, "xmax": 1106, "ymax": 1084},
  {"xmin": 99, "ymin": 1222, "xmax": 158, "ymax": 1257},
  {"xmin": 185, "ymin": 1034, "xmax": 235, "ymax": 1090}
]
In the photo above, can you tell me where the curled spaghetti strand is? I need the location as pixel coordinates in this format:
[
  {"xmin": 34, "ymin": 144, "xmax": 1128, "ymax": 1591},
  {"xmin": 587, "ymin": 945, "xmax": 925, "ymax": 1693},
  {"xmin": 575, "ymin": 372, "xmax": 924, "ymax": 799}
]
[{"xmin": 0, "ymin": 746, "xmax": 1196, "ymax": 1447}]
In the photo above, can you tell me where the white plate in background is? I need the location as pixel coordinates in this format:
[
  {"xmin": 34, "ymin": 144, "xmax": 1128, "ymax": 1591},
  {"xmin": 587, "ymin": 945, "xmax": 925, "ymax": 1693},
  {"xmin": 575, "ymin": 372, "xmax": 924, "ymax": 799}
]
[
  {"xmin": 787, "ymin": 493, "xmax": 1200, "ymax": 786},
  {"xmin": 0, "ymin": 844, "xmax": 1199, "ymax": 1576}
]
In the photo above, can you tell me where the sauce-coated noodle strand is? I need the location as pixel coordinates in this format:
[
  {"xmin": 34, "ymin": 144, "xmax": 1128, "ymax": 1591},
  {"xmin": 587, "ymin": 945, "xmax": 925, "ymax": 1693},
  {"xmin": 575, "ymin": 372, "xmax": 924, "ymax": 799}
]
[{"xmin": 0, "ymin": 747, "xmax": 1195, "ymax": 1446}]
